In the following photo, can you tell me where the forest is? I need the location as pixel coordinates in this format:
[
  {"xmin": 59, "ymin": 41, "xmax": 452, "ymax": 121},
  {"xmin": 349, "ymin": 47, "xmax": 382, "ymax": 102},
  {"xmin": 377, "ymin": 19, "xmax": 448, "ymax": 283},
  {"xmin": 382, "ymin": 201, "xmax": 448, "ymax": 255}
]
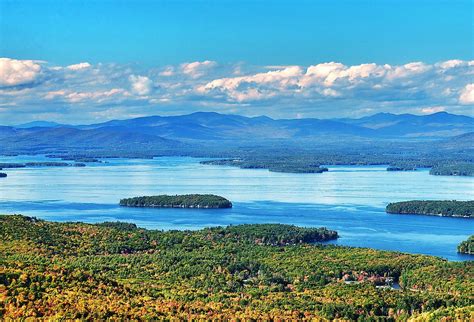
[
  {"xmin": 1, "ymin": 215, "xmax": 472, "ymax": 320},
  {"xmin": 386, "ymin": 200, "xmax": 474, "ymax": 218},
  {"xmin": 119, "ymin": 194, "xmax": 233, "ymax": 208},
  {"xmin": 458, "ymin": 236, "xmax": 473, "ymax": 254}
]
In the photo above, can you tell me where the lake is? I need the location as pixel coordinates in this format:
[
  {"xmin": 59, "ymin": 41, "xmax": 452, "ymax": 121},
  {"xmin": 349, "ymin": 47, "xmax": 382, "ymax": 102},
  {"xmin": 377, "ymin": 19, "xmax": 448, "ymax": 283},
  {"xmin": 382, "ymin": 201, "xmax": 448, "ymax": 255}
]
[{"xmin": 0, "ymin": 155, "xmax": 473, "ymax": 261}]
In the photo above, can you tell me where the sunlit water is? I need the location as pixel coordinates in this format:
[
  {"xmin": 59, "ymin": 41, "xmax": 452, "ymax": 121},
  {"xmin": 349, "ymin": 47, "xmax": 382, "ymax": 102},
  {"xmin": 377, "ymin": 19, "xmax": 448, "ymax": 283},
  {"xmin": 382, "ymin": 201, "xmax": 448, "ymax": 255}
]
[{"xmin": 0, "ymin": 155, "xmax": 473, "ymax": 261}]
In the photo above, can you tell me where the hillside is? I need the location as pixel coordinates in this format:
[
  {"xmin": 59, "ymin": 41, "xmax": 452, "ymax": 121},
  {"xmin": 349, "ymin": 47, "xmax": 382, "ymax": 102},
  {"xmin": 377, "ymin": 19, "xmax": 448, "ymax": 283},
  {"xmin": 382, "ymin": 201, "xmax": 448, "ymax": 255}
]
[
  {"xmin": 0, "ymin": 126, "xmax": 182, "ymax": 154},
  {"xmin": 1, "ymin": 215, "xmax": 472, "ymax": 320}
]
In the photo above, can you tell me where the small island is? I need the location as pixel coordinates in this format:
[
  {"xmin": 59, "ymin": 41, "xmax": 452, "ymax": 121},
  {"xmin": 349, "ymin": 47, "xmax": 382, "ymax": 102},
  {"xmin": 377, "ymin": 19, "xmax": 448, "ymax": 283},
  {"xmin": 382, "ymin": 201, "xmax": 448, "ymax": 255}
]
[
  {"xmin": 119, "ymin": 194, "xmax": 233, "ymax": 208},
  {"xmin": 429, "ymin": 163, "xmax": 474, "ymax": 177},
  {"xmin": 386, "ymin": 200, "xmax": 473, "ymax": 218},
  {"xmin": 457, "ymin": 236, "xmax": 473, "ymax": 254},
  {"xmin": 0, "ymin": 172, "xmax": 7, "ymax": 178}
]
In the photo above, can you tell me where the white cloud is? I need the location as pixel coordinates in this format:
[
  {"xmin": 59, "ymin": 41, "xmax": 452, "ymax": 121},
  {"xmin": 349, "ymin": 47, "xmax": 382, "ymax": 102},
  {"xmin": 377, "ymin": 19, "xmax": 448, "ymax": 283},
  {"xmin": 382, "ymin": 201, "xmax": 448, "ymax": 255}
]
[
  {"xmin": 66, "ymin": 62, "xmax": 91, "ymax": 70},
  {"xmin": 201, "ymin": 66, "xmax": 302, "ymax": 91},
  {"xmin": 437, "ymin": 59, "xmax": 465, "ymax": 69},
  {"xmin": 0, "ymin": 58, "xmax": 42, "ymax": 86},
  {"xmin": 305, "ymin": 62, "xmax": 343, "ymax": 76},
  {"xmin": 321, "ymin": 88, "xmax": 341, "ymax": 97},
  {"xmin": 421, "ymin": 106, "xmax": 445, "ymax": 114},
  {"xmin": 459, "ymin": 83, "xmax": 474, "ymax": 105},
  {"xmin": 159, "ymin": 66, "xmax": 175, "ymax": 77},
  {"xmin": 199, "ymin": 66, "xmax": 303, "ymax": 102},
  {"xmin": 1, "ymin": 57, "xmax": 473, "ymax": 122},
  {"xmin": 45, "ymin": 88, "xmax": 129, "ymax": 103},
  {"xmin": 181, "ymin": 60, "xmax": 217, "ymax": 78},
  {"xmin": 129, "ymin": 75, "xmax": 152, "ymax": 95},
  {"xmin": 44, "ymin": 90, "xmax": 67, "ymax": 100},
  {"xmin": 386, "ymin": 62, "xmax": 431, "ymax": 80},
  {"xmin": 301, "ymin": 62, "xmax": 386, "ymax": 87}
]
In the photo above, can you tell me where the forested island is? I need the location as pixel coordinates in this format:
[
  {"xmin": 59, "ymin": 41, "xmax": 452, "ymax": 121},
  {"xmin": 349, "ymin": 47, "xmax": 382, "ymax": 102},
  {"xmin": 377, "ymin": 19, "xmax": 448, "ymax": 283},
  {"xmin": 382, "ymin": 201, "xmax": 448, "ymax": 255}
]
[
  {"xmin": 0, "ymin": 162, "xmax": 85, "ymax": 168},
  {"xmin": 386, "ymin": 166, "xmax": 417, "ymax": 171},
  {"xmin": 0, "ymin": 163, "xmax": 26, "ymax": 168},
  {"xmin": 0, "ymin": 172, "xmax": 7, "ymax": 178},
  {"xmin": 429, "ymin": 163, "xmax": 474, "ymax": 176},
  {"xmin": 457, "ymin": 236, "xmax": 473, "ymax": 254},
  {"xmin": 1, "ymin": 215, "xmax": 472, "ymax": 320},
  {"xmin": 200, "ymin": 159, "xmax": 329, "ymax": 174},
  {"xmin": 119, "ymin": 194, "xmax": 233, "ymax": 208},
  {"xmin": 386, "ymin": 200, "xmax": 473, "ymax": 218},
  {"xmin": 60, "ymin": 157, "xmax": 102, "ymax": 163}
]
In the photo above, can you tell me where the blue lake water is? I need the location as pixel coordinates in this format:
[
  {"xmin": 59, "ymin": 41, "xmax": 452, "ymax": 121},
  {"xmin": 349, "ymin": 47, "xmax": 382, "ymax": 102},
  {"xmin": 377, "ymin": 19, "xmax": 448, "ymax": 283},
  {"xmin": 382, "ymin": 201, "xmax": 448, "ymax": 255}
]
[{"xmin": 0, "ymin": 155, "xmax": 473, "ymax": 261}]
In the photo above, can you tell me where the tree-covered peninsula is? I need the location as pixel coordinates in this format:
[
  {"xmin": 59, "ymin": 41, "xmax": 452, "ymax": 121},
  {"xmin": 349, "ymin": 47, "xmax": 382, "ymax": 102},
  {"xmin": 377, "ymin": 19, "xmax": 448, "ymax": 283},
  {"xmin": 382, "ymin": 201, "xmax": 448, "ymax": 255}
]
[
  {"xmin": 386, "ymin": 200, "xmax": 473, "ymax": 218},
  {"xmin": 458, "ymin": 236, "xmax": 473, "ymax": 254},
  {"xmin": 119, "ymin": 194, "xmax": 233, "ymax": 208},
  {"xmin": 1, "ymin": 215, "xmax": 472, "ymax": 320}
]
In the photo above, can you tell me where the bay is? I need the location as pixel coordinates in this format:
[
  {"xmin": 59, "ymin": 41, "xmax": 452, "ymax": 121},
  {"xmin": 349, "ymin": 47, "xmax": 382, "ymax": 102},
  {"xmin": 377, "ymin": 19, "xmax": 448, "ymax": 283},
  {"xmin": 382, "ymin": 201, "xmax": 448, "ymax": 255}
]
[{"xmin": 0, "ymin": 155, "xmax": 473, "ymax": 261}]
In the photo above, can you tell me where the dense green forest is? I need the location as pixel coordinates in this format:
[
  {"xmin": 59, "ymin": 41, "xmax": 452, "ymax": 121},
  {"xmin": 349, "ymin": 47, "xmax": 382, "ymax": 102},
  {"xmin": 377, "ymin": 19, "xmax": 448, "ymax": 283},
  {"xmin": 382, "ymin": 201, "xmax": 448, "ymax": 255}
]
[
  {"xmin": 458, "ymin": 236, "xmax": 473, "ymax": 254},
  {"xmin": 430, "ymin": 163, "xmax": 474, "ymax": 176},
  {"xmin": 386, "ymin": 200, "xmax": 473, "ymax": 218},
  {"xmin": 1, "ymin": 215, "xmax": 472, "ymax": 320},
  {"xmin": 119, "ymin": 194, "xmax": 233, "ymax": 208}
]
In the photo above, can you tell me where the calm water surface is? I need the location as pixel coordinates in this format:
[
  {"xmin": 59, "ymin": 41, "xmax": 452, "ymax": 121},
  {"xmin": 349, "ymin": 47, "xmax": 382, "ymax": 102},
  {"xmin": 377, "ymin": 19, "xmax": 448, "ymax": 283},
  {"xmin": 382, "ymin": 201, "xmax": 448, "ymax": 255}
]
[{"xmin": 0, "ymin": 155, "xmax": 473, "ymax": 261}]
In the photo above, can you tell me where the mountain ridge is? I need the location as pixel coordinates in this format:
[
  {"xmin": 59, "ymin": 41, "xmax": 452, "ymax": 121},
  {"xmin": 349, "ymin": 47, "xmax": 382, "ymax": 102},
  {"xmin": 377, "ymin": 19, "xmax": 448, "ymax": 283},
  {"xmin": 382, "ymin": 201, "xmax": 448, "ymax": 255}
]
[
  {"xmin": 2, "ymin": 111, "xmax": 472, "ymax": 155},
  {"xmin": 14, "ymin": 111, "xmax": 473, "ymax": 128}
]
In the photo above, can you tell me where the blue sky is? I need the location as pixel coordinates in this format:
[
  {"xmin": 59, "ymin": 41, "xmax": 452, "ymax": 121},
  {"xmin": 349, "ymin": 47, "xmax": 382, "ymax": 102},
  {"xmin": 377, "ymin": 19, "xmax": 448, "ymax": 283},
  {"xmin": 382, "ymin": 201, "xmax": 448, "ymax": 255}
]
[{"xmin": 0, "ymin": 0, "xmax": 473, "ymax": 123}]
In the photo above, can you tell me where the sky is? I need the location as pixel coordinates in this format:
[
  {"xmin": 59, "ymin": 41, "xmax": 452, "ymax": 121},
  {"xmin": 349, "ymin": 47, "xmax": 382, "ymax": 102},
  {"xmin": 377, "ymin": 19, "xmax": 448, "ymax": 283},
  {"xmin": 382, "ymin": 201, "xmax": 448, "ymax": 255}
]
[{"xmin": 0, "ymin": 0, "xmax": 473, "ymax": 124}]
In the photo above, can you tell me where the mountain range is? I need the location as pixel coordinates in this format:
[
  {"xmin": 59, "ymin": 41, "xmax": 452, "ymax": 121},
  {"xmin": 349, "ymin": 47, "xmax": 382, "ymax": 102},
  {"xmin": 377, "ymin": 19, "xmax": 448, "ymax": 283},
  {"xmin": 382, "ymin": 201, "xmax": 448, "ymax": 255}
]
[{"xmin": 2, "ymin": 111, "xmax": 473, "ymax": 155}]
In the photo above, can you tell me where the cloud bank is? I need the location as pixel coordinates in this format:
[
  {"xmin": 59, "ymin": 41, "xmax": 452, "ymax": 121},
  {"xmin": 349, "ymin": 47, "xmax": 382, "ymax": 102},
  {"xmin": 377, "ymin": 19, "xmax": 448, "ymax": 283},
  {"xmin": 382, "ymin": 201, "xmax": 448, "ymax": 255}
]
[{"xmin": 0, "ymin": 57, "xmax": 472, "ymax": 123}]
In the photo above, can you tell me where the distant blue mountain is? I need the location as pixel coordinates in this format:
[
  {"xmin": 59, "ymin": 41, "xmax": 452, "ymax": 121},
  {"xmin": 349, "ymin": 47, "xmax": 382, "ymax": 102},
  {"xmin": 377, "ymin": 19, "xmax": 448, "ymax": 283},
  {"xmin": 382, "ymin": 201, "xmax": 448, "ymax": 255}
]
[
  {"xmin": 76, "ymin": 111, "xmax": 472, "ymax": 140},
  {"xmin": 15, "ymin": 121, "xmax": 65, "ymax": 128},
  {"xmin": 78, "ymin": 111, "xmax": 378, "ymax": 140},
  {"xmin": 0, "ymin": 126, "xmax": 181, "ymax": 153},
  {"xmin": 338, "ymin": 111, "xmax": 473, "ymax": 137}
]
